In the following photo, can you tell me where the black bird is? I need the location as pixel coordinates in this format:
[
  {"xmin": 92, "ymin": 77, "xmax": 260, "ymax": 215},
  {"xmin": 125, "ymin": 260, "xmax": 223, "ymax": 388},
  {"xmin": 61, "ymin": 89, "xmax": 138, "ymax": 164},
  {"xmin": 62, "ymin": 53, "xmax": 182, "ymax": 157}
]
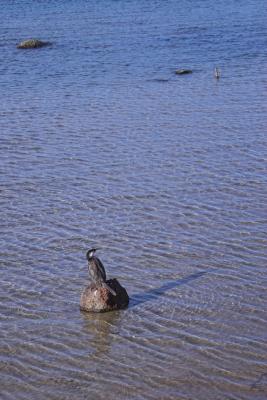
[
  {"xmin": 214, "ymin": 66, "xmax": 221, "ymax": 79},
  {"xmin": 86, "ymin": 248, "xmax": 116, "ymax": 296}
]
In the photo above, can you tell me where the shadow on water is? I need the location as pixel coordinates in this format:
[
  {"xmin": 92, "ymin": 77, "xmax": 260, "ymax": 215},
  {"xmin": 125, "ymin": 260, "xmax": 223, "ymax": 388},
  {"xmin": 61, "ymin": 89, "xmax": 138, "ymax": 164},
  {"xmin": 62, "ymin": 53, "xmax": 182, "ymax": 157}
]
[
  {"xmin": 80, "ymin": 270, "xmax": 211, "ymax": 357},
  {"xmin": 129, "ymin": 270, "xmax": 209, "ymax": 308}
]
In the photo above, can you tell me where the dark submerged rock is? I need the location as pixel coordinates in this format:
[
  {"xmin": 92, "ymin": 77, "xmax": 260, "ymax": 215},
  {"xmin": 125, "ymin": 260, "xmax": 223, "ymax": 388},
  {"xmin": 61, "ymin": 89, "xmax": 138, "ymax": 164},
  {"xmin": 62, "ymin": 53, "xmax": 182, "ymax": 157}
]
[
  {"xmin": 175, "ymin": 69, "xmax": 193, "ymax": 75},
  {"xmin": 17, "ymin": 39, "xmax": 51, "ymax": 49},
  {"xmin": 80, "ymin": 278, "xmax": 129, "ymax": 313}
]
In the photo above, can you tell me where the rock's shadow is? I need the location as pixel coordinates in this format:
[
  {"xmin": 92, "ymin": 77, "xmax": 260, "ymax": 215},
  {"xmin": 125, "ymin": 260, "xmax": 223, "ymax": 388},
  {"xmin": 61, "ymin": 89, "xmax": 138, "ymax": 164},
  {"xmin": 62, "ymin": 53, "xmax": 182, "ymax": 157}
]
[{"xmin": 129, "ymin": 270, "xmax": 208, "ymax": 308}]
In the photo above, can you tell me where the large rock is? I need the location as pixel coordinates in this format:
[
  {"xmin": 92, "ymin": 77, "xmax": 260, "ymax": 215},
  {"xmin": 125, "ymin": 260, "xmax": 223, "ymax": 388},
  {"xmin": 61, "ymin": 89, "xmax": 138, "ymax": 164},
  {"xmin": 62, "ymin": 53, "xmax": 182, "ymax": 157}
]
[
  {"xmin": 17, "ymin": 39, "xmax": 51, "ymax": 49},
  {"xmin": 175, "ymin": 69, "xmax": 193, "ymax": 75},
  {"xmin": 80, "ymin": 278, "xmax": 129, "ymax": 313}
]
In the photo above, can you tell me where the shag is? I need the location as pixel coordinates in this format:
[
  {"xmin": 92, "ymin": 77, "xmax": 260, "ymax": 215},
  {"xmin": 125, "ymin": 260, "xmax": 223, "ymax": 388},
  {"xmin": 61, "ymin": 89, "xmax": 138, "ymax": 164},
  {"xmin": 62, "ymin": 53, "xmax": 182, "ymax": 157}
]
[
  {"xmin": 214, "ymin": 67, "xmax": 221, "ymax": 79},
  {"xmin": 86, "ymin": 248, "xmax": 116, "ymax": 296}
]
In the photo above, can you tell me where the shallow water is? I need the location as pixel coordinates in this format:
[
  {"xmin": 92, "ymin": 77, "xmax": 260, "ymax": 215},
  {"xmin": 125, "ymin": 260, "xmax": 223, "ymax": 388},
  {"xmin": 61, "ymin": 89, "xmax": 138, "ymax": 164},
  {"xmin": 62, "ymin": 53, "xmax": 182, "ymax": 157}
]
[{"xmin": 1, "ymin": 0, "xmax": 267, "ymax": 399}]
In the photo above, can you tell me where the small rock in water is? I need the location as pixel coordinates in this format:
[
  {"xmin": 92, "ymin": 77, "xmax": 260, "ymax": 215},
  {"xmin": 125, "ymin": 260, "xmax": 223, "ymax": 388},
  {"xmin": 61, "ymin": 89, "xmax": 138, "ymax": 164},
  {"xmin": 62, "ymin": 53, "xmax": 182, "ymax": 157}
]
[
  {"xmin": 17, "ymin": 39, "xmax": 51, "ymax": 49},
  {"xmin": 175, "ymin": 69, "xmax": 193, "ymax": 75},
  {"xmin": 80, "ymin": 278, "xmax": 129, "ymax": 313}
]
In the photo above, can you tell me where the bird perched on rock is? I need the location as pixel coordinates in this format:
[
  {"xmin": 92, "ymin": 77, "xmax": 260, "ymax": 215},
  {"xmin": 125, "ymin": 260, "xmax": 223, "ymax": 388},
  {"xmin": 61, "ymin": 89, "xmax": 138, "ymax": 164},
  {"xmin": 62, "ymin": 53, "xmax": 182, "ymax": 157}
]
[{"xmin": 86, "ymin": 248, "xmax": 116, "ymax": 296}]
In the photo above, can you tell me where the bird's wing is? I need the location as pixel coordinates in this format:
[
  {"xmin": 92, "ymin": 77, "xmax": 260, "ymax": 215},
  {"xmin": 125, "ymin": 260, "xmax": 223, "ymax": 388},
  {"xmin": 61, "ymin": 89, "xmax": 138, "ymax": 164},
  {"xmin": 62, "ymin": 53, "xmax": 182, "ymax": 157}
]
[{"xmin": 95, "ymin": 257, "xmax": 107, "ymax": 281}]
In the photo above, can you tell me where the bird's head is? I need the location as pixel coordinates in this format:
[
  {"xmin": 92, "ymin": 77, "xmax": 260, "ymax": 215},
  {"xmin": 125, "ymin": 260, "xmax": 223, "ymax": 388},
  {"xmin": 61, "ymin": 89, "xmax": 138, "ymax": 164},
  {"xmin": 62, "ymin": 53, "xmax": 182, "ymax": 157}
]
[{"xmin": 86, "ymin": 248, "xmax": 99, "ymax": 261}]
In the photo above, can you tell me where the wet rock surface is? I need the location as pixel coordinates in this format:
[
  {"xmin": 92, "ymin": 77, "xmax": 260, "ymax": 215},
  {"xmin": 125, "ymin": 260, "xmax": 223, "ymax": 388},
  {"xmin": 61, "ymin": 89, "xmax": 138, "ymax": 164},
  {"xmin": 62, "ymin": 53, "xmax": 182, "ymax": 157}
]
[
  {"xmin": 17, "ymin": 39, "xmax": 51, "ymax": 49},
  {"xmin": 80, "ymin": 278, "xmax": 129, "ymax": 313}
]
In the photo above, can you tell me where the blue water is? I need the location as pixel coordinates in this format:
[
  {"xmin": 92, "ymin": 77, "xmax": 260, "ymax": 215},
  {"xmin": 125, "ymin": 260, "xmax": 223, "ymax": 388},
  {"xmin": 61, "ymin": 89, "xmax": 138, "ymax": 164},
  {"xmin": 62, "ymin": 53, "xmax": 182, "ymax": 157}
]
[{"xmin": 1, "ymin": 1, "xmax": 267, "ymax": 399}]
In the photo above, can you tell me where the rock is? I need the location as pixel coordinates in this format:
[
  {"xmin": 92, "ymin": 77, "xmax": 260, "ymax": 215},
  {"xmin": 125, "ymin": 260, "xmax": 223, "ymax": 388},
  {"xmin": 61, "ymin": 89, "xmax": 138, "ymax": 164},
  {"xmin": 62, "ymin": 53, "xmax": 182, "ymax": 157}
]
[
  {"xmin": 17, "ymin": 39, "xmax": 51, "ymax": 49},
  {"xmin": 175, "ymin": 69, "xmax": 193, "ymax": 75},
  {"xmin": 80, "ymin": 278, "xmax": 129, "ymax": 313}
]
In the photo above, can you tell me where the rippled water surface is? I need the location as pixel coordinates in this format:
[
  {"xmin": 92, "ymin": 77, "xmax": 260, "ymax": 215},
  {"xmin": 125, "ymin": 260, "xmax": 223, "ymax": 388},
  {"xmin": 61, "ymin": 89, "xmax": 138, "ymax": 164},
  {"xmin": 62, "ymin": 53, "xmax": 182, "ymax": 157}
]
[{"xmin": 1, "ymin": 0, "xmax": 267, "ymax": 399}]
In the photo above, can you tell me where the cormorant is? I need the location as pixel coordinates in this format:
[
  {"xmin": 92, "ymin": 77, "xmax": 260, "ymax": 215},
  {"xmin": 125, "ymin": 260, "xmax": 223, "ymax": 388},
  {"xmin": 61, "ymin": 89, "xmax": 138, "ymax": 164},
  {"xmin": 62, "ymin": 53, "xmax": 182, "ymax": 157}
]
[
  {"xmin": 86, "ymin": 248, "xmax": 116, "ymax": 296},
  {"xmin": 214, "ymin": 67, "xmax": 221, "ymax": 79}
]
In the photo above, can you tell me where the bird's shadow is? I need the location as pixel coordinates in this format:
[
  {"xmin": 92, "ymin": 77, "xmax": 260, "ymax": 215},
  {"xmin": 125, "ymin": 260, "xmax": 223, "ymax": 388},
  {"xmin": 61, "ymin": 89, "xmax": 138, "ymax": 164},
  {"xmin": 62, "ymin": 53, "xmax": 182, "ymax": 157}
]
[{"xmin": 129, "ymin": 270, "xmax": 209, "ymax": 308}]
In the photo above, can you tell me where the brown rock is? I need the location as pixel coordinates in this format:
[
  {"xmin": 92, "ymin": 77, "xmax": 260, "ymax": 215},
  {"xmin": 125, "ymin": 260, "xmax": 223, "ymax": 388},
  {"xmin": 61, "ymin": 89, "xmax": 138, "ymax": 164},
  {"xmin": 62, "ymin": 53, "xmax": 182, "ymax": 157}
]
[
  {"xmin": 80, "ymin": 278, "xmax": 129, "ymax": 313},
  {"xmin": 17, "ymin": 39, "xmax": 51, "ymax": 49}
]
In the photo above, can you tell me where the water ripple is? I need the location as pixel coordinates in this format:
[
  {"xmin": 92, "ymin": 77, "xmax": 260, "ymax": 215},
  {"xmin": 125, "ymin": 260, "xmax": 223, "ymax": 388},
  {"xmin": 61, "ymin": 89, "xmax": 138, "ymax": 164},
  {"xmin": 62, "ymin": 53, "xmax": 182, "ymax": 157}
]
[{"xmin": 1, "ymin": 0, "xmax": 267, "ymax": 399}]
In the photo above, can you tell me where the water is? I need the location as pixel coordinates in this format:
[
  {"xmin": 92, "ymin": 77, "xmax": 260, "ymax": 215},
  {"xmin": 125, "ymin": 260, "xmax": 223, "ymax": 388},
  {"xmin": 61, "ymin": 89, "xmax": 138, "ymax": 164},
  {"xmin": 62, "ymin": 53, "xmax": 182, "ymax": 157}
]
[{"xmin": 1, "ymin": 0, "xmax": 267, "ymax": 399}]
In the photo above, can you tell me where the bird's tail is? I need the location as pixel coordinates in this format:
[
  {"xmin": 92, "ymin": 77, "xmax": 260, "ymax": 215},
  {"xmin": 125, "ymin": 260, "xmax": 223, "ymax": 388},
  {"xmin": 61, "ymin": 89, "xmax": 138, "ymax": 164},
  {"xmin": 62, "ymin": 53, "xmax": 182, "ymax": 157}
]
[{"xmin": 102, "ymin": 282, "xmax": 116, "ymax": 296}]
